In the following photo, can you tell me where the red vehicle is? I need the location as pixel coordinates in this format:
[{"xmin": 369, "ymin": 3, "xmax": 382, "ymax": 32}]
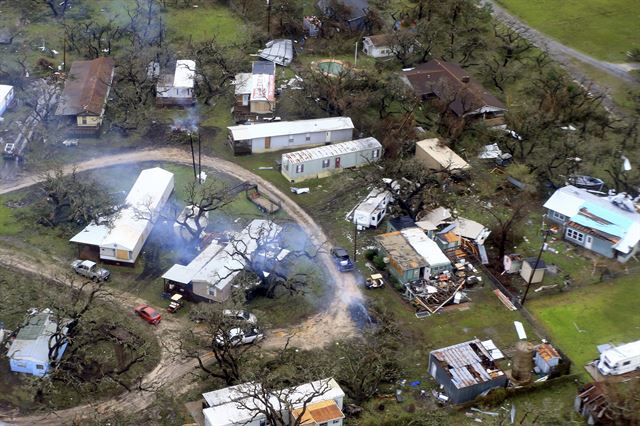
[{"xmin": 134, "ymin": 304, "xmax": 162, "ymax": 325}]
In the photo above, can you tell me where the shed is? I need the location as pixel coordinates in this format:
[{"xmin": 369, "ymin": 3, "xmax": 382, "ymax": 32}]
[
  {"xmin": 228, "ymin": 117, "xmax": 354, "ymax": 155},
  {"xmin": 428, "ymin": 338, "xmax": 507, "ymax": 404},
  {"xmin": 7, "ymin": 310, "xmax": 68, "ymax": 377},
  {"xmin": 520, "ymin": 258, "xmax": 546, "ymax": 284},
  {"xmin": 70, "ymin": 167, "xmax": 175, "ymax": 264},
  {"xmin": 0, "ymin": 85, "xmax": 15, "ymax": 116},
  {"xmin": 362, "ymin": 34, "xmax": 394, "ymax": 58},
  {"xmin": 534, "ymin": 343, "xmax": 561, "ymax": 374},
  {"xmin": 415, "ymin": 138, "xmax": 470, "ymax": 174},
  {"xmin": 503, "ymin": 254, "xmax": 523, "ymax": 274},
  {"xmin": 156, "ymin": 59, "xmax": 196, "ymax": 106},
  {"xmin": 281, "ymin": 137, "xmax": 381, "ymax": 182}
]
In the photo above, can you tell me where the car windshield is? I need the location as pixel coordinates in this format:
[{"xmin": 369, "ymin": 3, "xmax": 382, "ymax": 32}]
[
  {"xmin": 240, "ymin": 311, "xmax": 250, "ymax": 320},
  {"xmin": 146, "ymin": 308, "xmax": 158, "ymax": 317},
  {"xmin": 334, "ymin": 249, "xmax": 348, "ymax": 258}
]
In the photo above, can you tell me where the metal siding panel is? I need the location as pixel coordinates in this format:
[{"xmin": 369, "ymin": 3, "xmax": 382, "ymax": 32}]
[{"xmin": 591, "ymin": 236, "xmax": 615, "ymax": 258}]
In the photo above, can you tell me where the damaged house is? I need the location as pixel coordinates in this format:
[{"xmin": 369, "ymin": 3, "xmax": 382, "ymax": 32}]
[
  {"xmin": 55, "ymin": 57, "xmax": 115, "ymax": 134},
  {"xmin": 228, "ymin": 117, "xmax": 354, "ymax": 155},
  {"xmin": 155, "ymin": 60, "xmax": 196, "ymax": 106},
  {"xmin": 544, "ymin": 185, "xmax": 640, "ymax": 262},
  {"xmin": 233, "ymin": 61, "xmax": 276, "ymax": 121},
  {"xmin": 401, "ymin": 60, "xmax": 507, "ymax": 125},
  {"xmin": 429, "ymin": 338, "xmax": 507, "ymax": 404},
  {"xmin": 317, "ymin": 0, "xmax": 369, "ymax": 32},
  {"xmin": 70, "ymin": 167, "xmax": 175, "ymax": 264},
  {"xmin": 162, "ymin": 219, "xmax": 282, "ymax": 303}
]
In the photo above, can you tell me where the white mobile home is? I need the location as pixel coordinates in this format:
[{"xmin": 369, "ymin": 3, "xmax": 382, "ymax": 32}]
[
  {"xmin": 348, "ymin": 187, "xmax": 392, "ymax": 228},
  {"xmin": 228, "ymin": 117, "xmax": 354, "ymax": 155},
  {"xmin": 163, "ymin": 219, "xmax": 282, "ymax": 303},
  {"xmin": 362, "ymin": 34, "xmax": 397, "ymax": 58},
  {"xmin": 156, "ymin": 60, "xmax": 196, "ymax": 106},
  {"xmin": 7, "ymin": 310, "xmax": 68, "ymax": 377},
  {"xmin": 401, "ymin": 227, "xmax": 452, "ymax": 277},
  {"xmin": 202, "ymin": 378, "xmax": 345, "ymax": 426},
  {"xmin": 0, "ymin": 84, "xmax": 14, "ymax": 116},
  {"xmin": 70, "ymin": 167, "xmax": 175, "ymax": 264},
  {"xmin": 281, "ymin": 137, "xmax": 381, "ymax": 182},
  {"xmin": 597, "ymin": 340, "xmax": 640, "ymax": 376}
]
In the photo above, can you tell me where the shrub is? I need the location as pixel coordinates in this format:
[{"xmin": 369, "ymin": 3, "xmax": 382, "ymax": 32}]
[
  {"xmin": 364, "ymin": 248, "xmax": 378, "ymax": 261},
  {"xmin": 372, "ymin": 255, "xmax": 386, "ymax": 270}
]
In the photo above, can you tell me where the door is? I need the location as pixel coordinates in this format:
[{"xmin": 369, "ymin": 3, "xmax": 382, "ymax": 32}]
[
  {"xmin": 325, "ymin": 131, "xmax": 331, "ymax": 142},
  {"xmin": 265, "ymin": 137, "xmax": 271, "ymax": 150},
  {"xmin": 335, "ymin": 157, "xmax": 341, "ymax": 168},
  {"xmin": 116, "ymin": 249, "xmax": 129, "ymax": 260},
  {"xmin": 585, "ymin": 235, "xmax": 593, "ymax": 249}
]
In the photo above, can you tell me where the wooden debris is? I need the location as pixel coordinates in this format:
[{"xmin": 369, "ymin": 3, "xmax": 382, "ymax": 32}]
[{"xmin": 493, "ymin": 289, "xmax": 517, "ymax": 311}]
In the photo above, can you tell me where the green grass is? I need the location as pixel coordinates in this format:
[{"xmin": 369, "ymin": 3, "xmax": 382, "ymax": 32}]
[
  {"xmin": 528, "ymin": 274, "xmax": 640, "ymax": 376},
  {"xmin": 496, "ymin": 0, "xmax": 640, "ymax": 62},
  {"xmin": 164, "ymin": 2, "xmax": 248, "ymax": 45}
]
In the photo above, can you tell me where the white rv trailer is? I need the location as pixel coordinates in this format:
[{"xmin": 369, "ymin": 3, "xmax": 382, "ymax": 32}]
[
  {"xmin": 597, "ymin": 339, "xmax": 640, "ymax": 376},
  {"xmin": 348, "ymin": 188, "xmax": 393, "ymax": 229}
]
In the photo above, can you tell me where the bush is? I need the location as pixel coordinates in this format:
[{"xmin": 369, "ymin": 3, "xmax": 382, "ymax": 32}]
[
  {"xmin": 372, "ymin": 255, "xmax": 386, "ymax": 270},
  {"xmin": 364, "ymin": 249, "xmax": 378, "ymax": 261}
]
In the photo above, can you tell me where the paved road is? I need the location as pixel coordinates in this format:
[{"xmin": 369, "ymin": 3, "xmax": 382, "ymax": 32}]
[
  {"xmin": 0, "ymin": 148, "xmax": 361, "ymax": 425},
  {"xmin": 483, "ymin": 0, "xmax": 638, "ymax": 115}
]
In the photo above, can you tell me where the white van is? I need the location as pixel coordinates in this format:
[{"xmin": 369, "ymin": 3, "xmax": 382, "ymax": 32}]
[{"xmin": 597, "ymin": 340, "xmax": 640, "ymax": 375}]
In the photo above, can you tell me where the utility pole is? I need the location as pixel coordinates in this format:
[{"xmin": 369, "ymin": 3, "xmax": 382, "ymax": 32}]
[
  {"xmin": 353, "ymin": 222, "xmax": 358, "ymax": 262},
  {"xmin": 266, "ymin": 0, "xmax": 272, "ymax": 36},
  {"xmin": 354, "ymin": 41, "xmax": 358, "ymax": 66},
  {"xmin": 520, "ymin": 229, "xmax": 551, "ymax": 306},
  {"xmin": 189, "ymin": 134, "xmax": 197, "ymax": 181}
]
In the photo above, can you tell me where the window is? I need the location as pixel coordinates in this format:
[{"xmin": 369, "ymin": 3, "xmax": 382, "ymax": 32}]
[
  {"xmin": 305, "ymin": 133, "xmax": 311, "ymax": 141},
  {"xmin": 372, "ymin": 149, "xmax": 380, "ymax": 159},
  {"xmin": 333, "ymin": 421, "xmax": 341, "ymax": 425},
  {"xmin": 36, "ymin": 364, "xmax": 44, "ymax": 370},
  {"xmin": 295, "ymin": 164, "xmax": 304, "ymax": 173},
  {"xmin": 289, "ymin": 135, "xmax": 294, "ymax": 143},
  {"xmin": 552, "ymin": 211, "xmax": 567, "ymax": 222},
  {"xmin": 284, "ymin": 163, "xmax": 289, "ymax": 171},
  {"xmin": 322, "ymin": 159, "xmax": 330, "ymax": 168},
  {"xmin": 242, "ymin": 94, "xmax": 249, "ymax": 106},
  {"xmin": 566, "ymin": 228, "xmax": 585, "ymax": 243},
  {"xmin": 320, "ymin": 423, "xmax": 328, "ymax": 426},
  {"xmin": 623, "ymin": 360, "xmax": 631, "ymax": 366},
  {"xmin": 81, "ymin": 116, "xmax": 88, "ymax": 125},
  {"xmin": 259, "ymin": 420, "xmax": 267, "ymax": 426}
]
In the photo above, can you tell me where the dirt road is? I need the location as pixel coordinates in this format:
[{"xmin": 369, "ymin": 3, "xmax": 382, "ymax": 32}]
[
  {"xmin": 0, "ymin": 148, "xmax": 361, "ymax": 424},
  {"xmin": 483, "ymin": 0, "xmax": 638, "ymax": 115}
]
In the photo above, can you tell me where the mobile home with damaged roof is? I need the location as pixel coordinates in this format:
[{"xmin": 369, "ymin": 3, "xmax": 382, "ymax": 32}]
[
  {"xmin": 228, "ymin": 117, "xmax": 354, "ymax": 155},
  {"xmin": 55, "ymin": 57, "xmax": 115, "ymax": 134},
  {"xmin": 281, "ymin": 137, "xmax": 381, "ymax": 182},
  {"xmin": 156, "ymin": 60, "xmax": 196, "ymax": 106},
  {"xmin": 233, "ymin": 61, "xmax": 276, "ymax": 121}
]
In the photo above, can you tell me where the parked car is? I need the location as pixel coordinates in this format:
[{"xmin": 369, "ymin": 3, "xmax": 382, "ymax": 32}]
[
  {"xmin": 330, "ymin": 247, "xmax": 354, "ymax": 272},
  {"xmin": 365, "ymin": 273, "xmax": 385, "ymax": 289},
  {"xmin": 215, "ymin": 327, "xmax": 263, "ymax": 347},
  {"xmin": 62, "ymin": 138, "xmax": 79, "ymax": 147},
  {"xmin": 71, "ymin": 259, "xmax": 110, "ymax": 282},
  {"xmin": 134, "ymin": 304, "xmax": 162, "ymax": 325},
  {"xmin": 223, "ymin": 309, "xmax": 257, "ymax": 324}
]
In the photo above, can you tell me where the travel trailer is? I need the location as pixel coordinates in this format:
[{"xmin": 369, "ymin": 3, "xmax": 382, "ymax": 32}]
[{"xmin": 597, "ymin": 339, "xmax": 640, "ymax": 376}]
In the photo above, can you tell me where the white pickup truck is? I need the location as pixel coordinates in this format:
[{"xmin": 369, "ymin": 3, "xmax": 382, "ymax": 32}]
[{"xmin": 71, "ymin": 259, "xmax": 110, "ymax": 282}]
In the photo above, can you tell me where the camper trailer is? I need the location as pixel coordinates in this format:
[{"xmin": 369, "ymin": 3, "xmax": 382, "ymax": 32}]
[
  {"xmin": 349, "ymin": 188, "xmax": 393, "ymax": 229},
  {"xmin": 597, "ymin": 340, "xmax": 640, "ymax": 376}
]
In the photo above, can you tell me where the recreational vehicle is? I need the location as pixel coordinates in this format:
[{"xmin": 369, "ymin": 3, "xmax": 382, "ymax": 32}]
[
  {"xmin": 349, "ymin": 188, "xmax": 392, "ymax": 228},
  {"xmin": 597, "ymin": 340, "xmax": 640, "ymax": 376}
]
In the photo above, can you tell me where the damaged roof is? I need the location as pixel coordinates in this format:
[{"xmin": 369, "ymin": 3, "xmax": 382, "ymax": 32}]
[
  {"xmin": 282, "ymin": 137, "xmax": 380, "ymax": 164},
  {"xmin": 401, "ymin": 60, "xmax": 506, "ymax": 117},
  {"xmin": 56, "ymin": 57, "xmax": 115, "ymax": 116},
  {"xmin": 259, "ymin": 39, "xmax": 294, "ymax": 66},
  {"xmin": 430, "ymin": 338, "xmax": 505, "ymax": 389},
  {"xmin": 375, "ymin": 231, "xmax": 426, "ymax": 271}
]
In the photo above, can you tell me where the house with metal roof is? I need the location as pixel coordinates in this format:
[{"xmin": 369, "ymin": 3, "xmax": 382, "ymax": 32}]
[
  {"xmin": 401, "ymin": 60, "xmax": 507, "ymax": 124},
  {"xmin": 70, "ymin": 167, "xmax": 175, "ymax": 264},
  {"xmin": 55, "ymin": 57, "xmax": 115, "ymax": 134},
  {"xmin": 281, "ymin": 137, "xmax": 381, "ymax": 182},
  {"xmin": 429, "ymin": 338, "xmax": 507, "ymax": 404},
  {"xmin": 415, "ymin": 138, "xmax": 470, "ymax": 175},
  {"xmin": 163, "ymin": 219, "xmax": 282, "ymax": 303},
  {"xmin": 233, "ymin": 61, "xmax": 276, "ymax": 121},
  {"xmin": 202, "ymin": 378, "xmax": 345, "ymax": 426},
  {"xmin": 156, "ymin": 60, "xmax": 196, "ymax": 106},
  {"xmin": 7, "ymin": 309, "xmax": 68, "ymax": 377},
  {"xmin": 228, "ymin": 117, "xmax": 354, "ymax": 155},
  {"xmin": 544, "ymin": 185, "xmax": 640, "ymax": 262}
]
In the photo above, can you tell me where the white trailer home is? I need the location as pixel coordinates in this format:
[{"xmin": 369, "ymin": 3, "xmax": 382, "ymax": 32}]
[
  {"xmin": 70, "ymin": 167, "xmax": 175, "ymax": 264},
  {"xmin": 281, "ymin": 137, "xmax": 382, "ymax": 182},
  {"xmin": 228, "ymin": 117, "xmax": 354, "ymax": 155},
  {"xmin": 597, "ymin": 340, "xmax": 640, "ymax": 376},
  {"xmin": 0, "ymin": 84, "xmax": 15, "ymax": 116},
  {"xmin": 348, "ymin": 187, "xmax": 393, "ymax": 229},
  {"xmin": 156, "ymin": 60, "xmax": 196, "ymax": 106}
]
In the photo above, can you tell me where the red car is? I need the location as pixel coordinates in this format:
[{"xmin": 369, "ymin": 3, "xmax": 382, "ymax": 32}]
[{"xmin": 134, "ymin": 304, "xmax": 162, "ymax": 325}]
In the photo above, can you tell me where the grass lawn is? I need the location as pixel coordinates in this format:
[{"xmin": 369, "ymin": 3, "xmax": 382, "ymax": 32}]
[
  {"xmin": 528, "ymin": 274, "xmax": 640, "ymax": 376},
  {"xmin": 495, "ymin": 0, "xmax": 640, "ymax": 62},
  {"xmin": 164, "ymin": 2, "xmax": 248, "ymax": 46}
]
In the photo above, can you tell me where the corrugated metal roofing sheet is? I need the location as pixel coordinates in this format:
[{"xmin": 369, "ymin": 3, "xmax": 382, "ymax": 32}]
[
  {"xmin": 431, "ymin": 339, "xmax": 504, "ymax": 389},
  {"xmin": 228, "ymin": 117, "xmax": 353, "ymax": 141},
  {"xmin": 282, "ymin": 137, "xmax": 380, "ymax": 164}
]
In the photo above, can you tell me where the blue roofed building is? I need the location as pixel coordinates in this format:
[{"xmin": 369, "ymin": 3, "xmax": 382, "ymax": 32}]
[
  {"xmin": 7, "ymin": 309, "xmax": 69, "ymax": 377},
  {"xmin": 543, "ymin": 185, "xmax": 640, "ymax": 262}
]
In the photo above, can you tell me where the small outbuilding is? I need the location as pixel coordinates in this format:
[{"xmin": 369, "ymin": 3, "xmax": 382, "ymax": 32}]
[
  {"xmin": 0, "ymin": 84, "xmax": 15, "ymax": 116},
  {"xmin": 534, "ymin": 343, "xmax": 561, "ymax": 374},
  {"xmin": 520, "ymin": 258, "xmax": 546, "ymax": 284},
  {"xmin": 362, "ymin": 34, "xmax": 394, "ymax": 58},
  {"xmin": 415, "ymin": 138, "xmax": 470, "ymax": 174},
  {"xmin": 7, "ymin": 309, "xmax": 68, "ymax": 377},
  {"xmin": 281, "ymin": 137, "xmax": 381, "ymax": 182},
  {"xmin": 156, "ymin": 60, "xmax": 196, "ymax": 106},
  {"xmin": 503, "ymin": 254, "xmax": 523, "ymax": 274},
  {"xmin": 429, "ymin": 338, "xmax": 507, "ymax": 404},
  {"xmin": 228, "ymin": 117, "xmax": 354, "ymax": 155}
]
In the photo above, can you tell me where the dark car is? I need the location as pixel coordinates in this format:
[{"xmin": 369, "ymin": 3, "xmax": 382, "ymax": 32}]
[
  {"xmin": 134, "ymin": 304, "xmax": 162, "ymax": 325},
  {"xmin": 330, "ymin": 247, "xmax": 354, "ymax": 272}
]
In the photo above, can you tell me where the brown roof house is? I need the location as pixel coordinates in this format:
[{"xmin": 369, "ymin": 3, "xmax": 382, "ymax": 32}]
[
  {"xmin": 55, "ymin": 57, "xmax": 115, "ymax": 135},
  {"xmin": 401, "ymin": 59, "xmax": 506, "ymax": 125}
]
